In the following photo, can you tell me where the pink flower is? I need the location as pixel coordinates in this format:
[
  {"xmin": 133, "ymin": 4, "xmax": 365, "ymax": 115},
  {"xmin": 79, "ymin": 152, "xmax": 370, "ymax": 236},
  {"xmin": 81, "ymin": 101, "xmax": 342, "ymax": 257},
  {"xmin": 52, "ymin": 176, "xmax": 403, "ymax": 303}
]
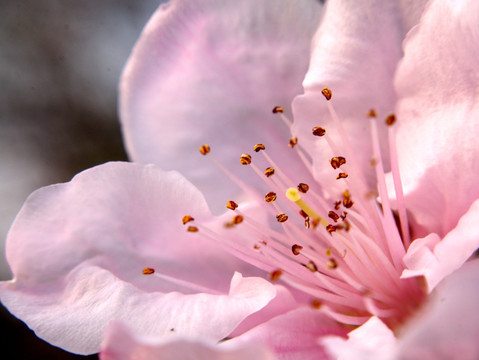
[{"xmin": 1, "ymin": 0, "xmax": 479, "ymax": 359}]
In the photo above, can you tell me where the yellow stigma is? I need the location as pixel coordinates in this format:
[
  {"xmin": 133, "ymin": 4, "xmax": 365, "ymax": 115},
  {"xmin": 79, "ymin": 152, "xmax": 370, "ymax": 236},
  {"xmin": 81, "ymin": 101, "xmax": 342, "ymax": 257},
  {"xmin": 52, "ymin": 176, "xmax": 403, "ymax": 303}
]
[{"xmin": 285, "ymin": 188, "xmax": 328, "ymax": 227}]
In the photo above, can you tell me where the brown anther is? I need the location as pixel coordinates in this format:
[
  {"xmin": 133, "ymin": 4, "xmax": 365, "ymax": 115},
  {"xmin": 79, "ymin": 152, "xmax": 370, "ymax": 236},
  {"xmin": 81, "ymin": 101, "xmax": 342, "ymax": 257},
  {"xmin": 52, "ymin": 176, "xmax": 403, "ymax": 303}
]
[
  {"xmin": 304, "ymin": 218, "xmax": 311, "ymax": 229},
  {"xmin": 327, "ymin": 258, "xmax": 338, "ymax": 269},
  {"xmin": 199, "ymin": 144, "xmax": 210, "ymax": 155},
  {"xmin": 182, "ymin": 215, "xmax": 195, "ymax": 225},
  {"xmin": 240, "ymin": 153, "xmax": 252, "ymax": 165},
  {"xmin": 336, "ymin": 172, "xmax": 348, "ymax": 179},
  {"xmin": 343, "ymin": 198, "xmax": 354, "ymax": 209},
  {"xmin": 325, "ymin": 248, "xmax": 332, "ymax": 257},
  {"xmin": 367, "ymin": 109, "xmax": 377, "ymax": 118},
  {"xmin": 311, "ymin": 298, "xmax": 322, "ymax": 309},
  {"xmin": 272, "ymin": 106, "xmax": 284, "ymax": 114},
  {"xmin": 385, "ymin": 114, "xmax": 396, "ymax": 126},
  {"xmin": 292, "ymin": 244, "xmax": 303, "ymax": 255},
  {"xmin": 328, "ymin": 211, "xmax": 340, "ymax": 222},
  {"xmin": 321, "ymin": 87, "xmax": 332, "ymax": 101},
  {"xmin": 326, "ymin": 224, "xmax": 337, "ymax": 234},
  {"xmin": 340, "ymin": 211, "xmax": 348, "ymax": 220},
  {"xmin": 170, "ymin": 328, "xmax": 175, "ymax": 332},
  {"xmin": 370, "ymin": 158, "xmax": 378, "ymax": 167},
  {"xmin": 276, "ymin": 213, "xmax": 288, "ymax": 223},
  {"xmin": 253, "ymin": 244, "xmax": 260, "ymax": 250},
  {"xmin": 311, "ymin": 218, "xmax": 320, "ymax": 229},
  {"xmin": 312, "ymin": 126, "xmax": 326, "ymax": 136},
  {"xmin": 289, "ymin": 137, "xmax": 298, "ymax": 148},
  {"xmin": 265, "ymin": 191, "xmax": 277, "ymax": 203},
  {"xmin": 306, "ymin": 261, "xmax": 318, "ymax": 272},
  {"xmin": 224, "ymin": 222, "xmax": 235, "ymax": 228},
  {"xmin": 269, "ymin": 269, "xmax": 283, "ymax": 281},
  {"xmin": 254, "ymin": 144, "xmax": 266, "ymax": 152},
  {"xmin": 343, "ymin": 220, "xmax": 351, "ymax": 232},
  {"xmin": 334, "ymin": 201, "xmax": 341, "ymax": 210},
  {"xmin": 142, "ymin": 267, "xmax": 155, "ymax": 275},
  {"xmin": 330, "ymin": 156, "xmax": 346, "ymax": 169},
  {"xmin": 264, "ymin": 167, "xmax": 275, "ymax": 177},
  {"xmin": 233, "ymin": 215, "xmax": 244, "ymax": 224},
  {"xmin": 226, "ymin": 200, "xmax": 238, "ymax": 210},
  {"xmin": 187, "ymin": 226, "xmax": 199, "ymax": 232},
  {"xmin": 299, "ymin": 209, "xmax": 309, "ymax": 219},
  {"xmin": 297, "ymin": 183, "xmax": 309, "ymax": 193}
]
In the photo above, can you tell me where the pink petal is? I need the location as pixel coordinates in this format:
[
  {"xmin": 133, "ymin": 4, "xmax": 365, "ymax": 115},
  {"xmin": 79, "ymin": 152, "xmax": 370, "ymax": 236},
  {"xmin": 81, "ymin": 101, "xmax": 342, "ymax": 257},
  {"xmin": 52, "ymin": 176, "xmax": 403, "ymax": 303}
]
[
  {"xmin": 229, "ymin": 307, "xmax": 347, "ymax": 360},
  {"xmin": 120, "ymin": 0, "xmax": 323, "ymax": 211},
  {"xmin": 402, "ymin": 199, "xmax": 479, "ymax": 291},
  {"xmin": 395, "ymin": 259, "xmax": 479, "ymax": 360},
  {"xmin": 394, "ymin": 0, "xmax": 479, "ymax": 236},
  {"xmin": 100, "ymin": 321, "xmax": 276, "ymax": 360},
  {"xmin": 321, "ymin": 316, "xmax": 396, "ymax": 360},
  {"xmin": 292, "ymin": 0, "xmax": 407, "ymax": 192},
  {"xmin": 0, "ymin": 162, "xmax": 275, "ymax": 354}
]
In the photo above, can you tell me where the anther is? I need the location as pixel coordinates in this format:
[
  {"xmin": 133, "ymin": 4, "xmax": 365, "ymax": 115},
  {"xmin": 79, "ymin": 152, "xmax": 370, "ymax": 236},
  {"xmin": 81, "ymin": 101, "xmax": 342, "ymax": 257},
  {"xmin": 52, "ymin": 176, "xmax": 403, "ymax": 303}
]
[
  {"xmin": 297, "ymin": 183, "xmax": 309, "ymax": 193},
  {"xmin": 334, "ymin": 201, "xmax": 341, "ymax": 210},
  {"xmin": 336, "ymin": 172, "xmax": 348, "ymax": 179},
  {"xmin": 226, "ymin": 201, "xmax": 238, "ymax": 210},
  {"xmin": 299, "ymin": 210, "xmax": 308, "ymax": 219},
  {"xmin": 187, "ymin": 226, "xmax": 199, "ymax": 232},
  {"xmin": 321, "ymin": 87, "xmax": 332, "ymax": 101},
  {"xmin": 385, "ymin": 114, "xmax": 396, "ymax": 126},
  {"xmin": 199, "ymin": 144, "xmax": 210, "ymax": 155},
  {"xmin": 326, "ymin": 224, "xmax": 337, "ymax": 234},
  {"xmin": 327, "ymin": 258, "xmax": 338, "ymax": 270},
  {"xmin": 367, "ymin": 109, "xmax": 377, "ymax": 118},
  {"xmin": 330, "ymin": 156, "xmax": 346, "ymax": 169},
  {"xmin": 272, "ymin": 106, "xmax": 284, "ymax": 114},
  {"xmin": 240, "ymin": 153, "xmax": 252, "ymax": 165},
  {"xmin": 142, "ymin": 267, "xmax": 155, "ymax": 275},
  {"xmin": 328, "ymin": 211, "xmax": 340, "ymax": 222},
  {"xmin": 264, "ymin": 167, "xmax": 275, "ymax": 177},
  {"xmin": 265, "ymin": 191, "xmax": 277, "ymax": 203},
  {"xmin": 312, "ymin": 126, "xmax": 326, "ymax": 136},
  {"xmin": 306, "ymin": 261, "xmax": 318, "ymax": 272},
  {"xmin": 289, "ymin": 137, "xmax": 298, "ymax": 148},
  {"xmin": 292, "ymin": 244, "xmax": 303, "ymax": 255},
  {"xmin": 276, "ymin": 213, "xmax": 288, "ymax": 223},
  {"xmin": 182, "ymin": 215, "xmax": 195, "ymax": 225},
  {"xmin": 254, "ymin": 144, "xmax": 266, "ymax": 152},
  {"xmin": 233, "ymin": 215, "xmax": 244, "ymax": 224},
  {"xmin": 342, "ymin": 191, "xmax": 354, "ymax": 209},
  {"xmin": 269, "ymin": 269, "xmax": 283, "ymax": 281}
]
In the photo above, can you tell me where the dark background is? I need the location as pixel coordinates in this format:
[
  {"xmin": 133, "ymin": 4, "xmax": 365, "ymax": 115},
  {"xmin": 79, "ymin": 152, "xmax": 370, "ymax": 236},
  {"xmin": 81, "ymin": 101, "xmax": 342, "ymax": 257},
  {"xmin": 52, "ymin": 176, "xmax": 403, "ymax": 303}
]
[{"xmin": 0, "ymin": 1, "xmax": 162, "ymax": 358}]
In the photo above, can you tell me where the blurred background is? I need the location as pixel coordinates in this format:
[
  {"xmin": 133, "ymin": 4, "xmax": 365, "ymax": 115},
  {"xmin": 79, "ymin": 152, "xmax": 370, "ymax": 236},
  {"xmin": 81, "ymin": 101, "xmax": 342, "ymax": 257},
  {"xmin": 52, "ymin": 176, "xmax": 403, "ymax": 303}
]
[{"xmin": 0, "ymin": 1, "xmax": 163, "ymax": 358}]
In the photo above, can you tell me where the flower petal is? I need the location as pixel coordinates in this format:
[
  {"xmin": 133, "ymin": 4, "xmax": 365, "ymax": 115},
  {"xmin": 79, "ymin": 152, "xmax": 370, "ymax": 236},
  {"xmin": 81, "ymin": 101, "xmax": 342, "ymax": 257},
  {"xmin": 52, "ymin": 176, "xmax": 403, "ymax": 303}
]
[
  {"xmin": 0, "ymin": 162, "xmax": 275, "ymax": 354},
  {"xmin": 321, "ymin": 316, "xmax": 396, "ymax": 360},
  {"xmin": 395, "ymin": 0, "xmax": 479, "ymax": 235},
  {"xmin": 120, "ymin": 0, "xmax": 323, "ymax": 211},
  {"xmin": 229, "ymin": 307, "xmax": 347, "ymax": 360},
  {"xmin": 100, "ymin": 321, "xmax": 276, "ymax": 360},
  {"xmin": 292, "ymin": 0, "xmax": 406, "ymax": 192},
  {"xmin": 395, "ymin": 259, "xmax": 479, "ymax": 360},
  {"xmin": 402, "ymin": 198, "xmax": 479, "ymax": 291}
]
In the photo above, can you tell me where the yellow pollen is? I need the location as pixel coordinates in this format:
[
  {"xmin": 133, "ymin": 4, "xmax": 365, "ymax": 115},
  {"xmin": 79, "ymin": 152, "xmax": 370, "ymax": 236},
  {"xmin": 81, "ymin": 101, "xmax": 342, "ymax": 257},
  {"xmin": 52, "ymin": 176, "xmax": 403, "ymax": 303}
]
[{"xmin": 285, "ymin": 188, "xmax": 328, "ymax": 227}]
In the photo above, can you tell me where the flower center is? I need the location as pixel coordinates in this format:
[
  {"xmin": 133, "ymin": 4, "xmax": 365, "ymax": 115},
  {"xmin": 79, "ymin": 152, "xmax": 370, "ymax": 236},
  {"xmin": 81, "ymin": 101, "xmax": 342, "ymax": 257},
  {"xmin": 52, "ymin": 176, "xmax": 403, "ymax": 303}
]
[{"xmin": 181, "ymin": 88, "xmax": 426, "ymax": 330}]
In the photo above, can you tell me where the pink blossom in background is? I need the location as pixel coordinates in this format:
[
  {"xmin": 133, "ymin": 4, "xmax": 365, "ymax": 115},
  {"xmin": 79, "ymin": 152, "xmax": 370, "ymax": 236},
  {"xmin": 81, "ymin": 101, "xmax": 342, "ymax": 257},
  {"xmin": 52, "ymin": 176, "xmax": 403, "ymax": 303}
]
[{"xmin": 1, "ymin": 0, "xmax": 479, "ymax": 360}]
